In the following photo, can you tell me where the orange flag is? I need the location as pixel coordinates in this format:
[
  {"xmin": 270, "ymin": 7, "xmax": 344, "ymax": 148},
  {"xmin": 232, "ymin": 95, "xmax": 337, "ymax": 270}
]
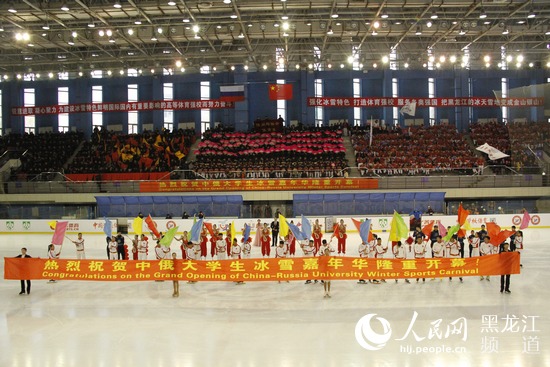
[
  {"xmin": 421, "ymin": 220, "xmax": 434, "ymax": 239},
  {"xmin": 457, "ymin": 203, "xmax": 470, "ymax": 226},
  {"xmin": 486, "ymin": 222, "xmax": 514, "ymax": 247},
  {"xmin": 203, "ymin": 222, "xmax": 214, "ymax": 237},
  {"xmin": 145, "ymin": 215, "xmax": 160, "ymax": 238}
]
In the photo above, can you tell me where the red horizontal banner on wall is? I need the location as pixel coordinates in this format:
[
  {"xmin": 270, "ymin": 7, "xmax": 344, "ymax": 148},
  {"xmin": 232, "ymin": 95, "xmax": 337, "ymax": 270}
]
[
  {"xmin": 307, "ymin": 97, "xmax": 544, "ymax": 108},
  {"xmin": 4, "ymin": 253, "xmax": 520, "ymax": 282},
  {"xmin": 65, "ymin": 172, "xmax": 168, "ymax": 181},
  {"xmin": 139, "ymin": 178, "xmax": 379, "ymax": 192},
  {"xmin": 11, "ymin": 99, "xmax": 235, "ymax": 116}
]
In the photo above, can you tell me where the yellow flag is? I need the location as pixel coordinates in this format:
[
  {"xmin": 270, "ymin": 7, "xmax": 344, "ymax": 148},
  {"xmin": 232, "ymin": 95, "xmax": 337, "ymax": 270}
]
[
  {"xmin": 230, "ymin": 221, "xmax": 236, "ymax": 244},
  {"xmin": 48, "ymin": 221, "xmax": 57, "ymax": 229},
  {"xmin": 133, "ymin": 217, "xmax": 143, "ymax": 235},
  {"xmin": 279, "ymin": 214, "xmax": 289, "ymax": 237},
  {"xmin": 463, "ymin": 220, "xmax": 472, "ymax": 231},
  {"xmin": 389, "ymin": 211, "xmax": 408, "ymax": 241}
]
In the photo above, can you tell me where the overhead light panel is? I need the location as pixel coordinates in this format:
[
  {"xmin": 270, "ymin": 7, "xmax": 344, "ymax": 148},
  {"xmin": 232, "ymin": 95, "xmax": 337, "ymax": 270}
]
[{"xmin": 479, "ymin": 8, "xmax": 487, "ymax": 19}]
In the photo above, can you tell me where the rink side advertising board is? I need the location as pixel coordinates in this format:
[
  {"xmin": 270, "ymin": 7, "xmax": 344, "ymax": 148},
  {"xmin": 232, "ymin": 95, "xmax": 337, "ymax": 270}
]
[
  {"xmin": 4, "ymin": 253, "xmax": 519, "ymax": 282},
  {"xmin": 139, "ymin": 178, "xmax": 379, "ymax": 192}
]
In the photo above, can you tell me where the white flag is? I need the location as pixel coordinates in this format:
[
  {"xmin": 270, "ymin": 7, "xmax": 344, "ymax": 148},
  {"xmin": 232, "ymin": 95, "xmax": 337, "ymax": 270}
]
[
  {"xmin": 399, "ymin": 101, "xmax": 416, "ymax": 116},
  {"xmin": 476, "ymin": 143, "xmax": 509, "ymax": 161}
]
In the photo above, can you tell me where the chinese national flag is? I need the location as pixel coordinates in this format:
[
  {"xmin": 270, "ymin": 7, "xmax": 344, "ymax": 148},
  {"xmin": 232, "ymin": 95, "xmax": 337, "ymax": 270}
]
[{"xmin": 269, "ymin": 84, "xmax": 293, "ymax": 100}]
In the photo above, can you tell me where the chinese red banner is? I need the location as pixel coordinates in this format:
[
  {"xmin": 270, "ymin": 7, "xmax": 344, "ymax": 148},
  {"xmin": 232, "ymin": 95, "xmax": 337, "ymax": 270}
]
[
  {"xmin": 4, "ymin": 253, "xmax": 519, "ymax": 282},
  {"xmin": 307, "ymin": 97, "xmax": 544, "ymax": 108},
  {"xmin": 11, "ymin": 99, "xmax": 235, "ymax": 116},
  {"xmin": 139, "ymin": 178, "xmax": 379, "ymax": 192}
]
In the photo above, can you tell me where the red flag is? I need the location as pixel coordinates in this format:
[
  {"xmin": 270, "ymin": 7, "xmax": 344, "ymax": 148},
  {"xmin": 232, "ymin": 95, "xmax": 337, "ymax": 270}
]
[
  {"xmin": 145, "ymin": 215, "xmax": 160, "ymax": 238},
  {"xmin": 422, "ymin": 220, "xmax": 434, "ymax": 239},
  {"xmin": 51, "ymin": 221, "xmax": 68, "ymax": 245},
  {"xmin": 457, "ymin": 203, "xmax": 470, "ymax": 226},
  {"xmin": 351, "ymin": 218, "xmax": 362, "ymax": 232},
  {"xmin": 204, "ymin": 222, "xmax": 214, "ymax": 237},
  {"xmin": 520, "ymin": 211, "xmax": 531, "ymax": 230},
  {"xmin": 486, "ymin": 222, "xmax": 514, "ymax": 246},
  {"xmin": 331, "ymin": 223, "xmax": 340, "ymax": 239},
  {"xmin": 268, "ymin": 84, "xmax": 293, "ymax": 100},
  {"xmin": 486, "ymin": 222, "xmax": 501, "ymax": 238}
]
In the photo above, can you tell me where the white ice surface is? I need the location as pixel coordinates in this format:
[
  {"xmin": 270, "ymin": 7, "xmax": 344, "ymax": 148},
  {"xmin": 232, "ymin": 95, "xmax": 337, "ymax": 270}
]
[{"xmin": 1, "ymin": 230, "xmax": 549, "ymax": 367}]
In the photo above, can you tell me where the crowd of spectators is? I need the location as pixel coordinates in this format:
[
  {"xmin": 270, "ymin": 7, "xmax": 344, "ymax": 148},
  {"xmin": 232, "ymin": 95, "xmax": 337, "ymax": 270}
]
[
  {"xmin": 66, "ymin": 127, "xmax": 195, "ymax": 174},
  {"xmin": 191, "ymin": 125, "xmax": 348, "ymax": 179},
  {"xmin": 470, "ymin": 121, "xmax": 549, "ymax": 174},
  {"xmin": 3, "ymin": 131, "xmax": 84, "ymax": 181},
  {"xmin": 351, "ymin": 125, "xmax": 483, "ymax": 176},
  {"xmin": 469, "ymin": 122, "xmax": 512, "ymax": 174}
]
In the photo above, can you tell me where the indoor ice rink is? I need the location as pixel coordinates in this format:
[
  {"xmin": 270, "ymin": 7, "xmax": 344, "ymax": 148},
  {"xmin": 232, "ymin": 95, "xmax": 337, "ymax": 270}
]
[{"xmin": 1, "ymin": 217, "xmax": 548, "ymax": 367}]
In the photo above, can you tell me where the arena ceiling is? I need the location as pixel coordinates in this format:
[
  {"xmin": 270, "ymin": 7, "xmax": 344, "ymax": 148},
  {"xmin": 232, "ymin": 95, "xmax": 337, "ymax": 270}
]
[{"xmin": 0, "ymin": 0, "xmax": 549, "ymax": 77}]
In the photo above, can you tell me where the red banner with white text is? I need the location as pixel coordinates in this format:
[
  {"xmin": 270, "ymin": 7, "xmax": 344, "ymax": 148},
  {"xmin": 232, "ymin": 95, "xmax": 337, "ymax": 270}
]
[
  {"xmin": 11, "ymin": 99, "xmax": 234, "ymax": 116},
  {"xmin": 4, "ymin": 253, "xmax": 519, "ymax": 282},
  {"xmin": 307, "ymin": 97, "xmax": 544, "ymax": 108},
  {"xmin": 139, "ymin": 178, "xmax": 379, "ymax": 192}
]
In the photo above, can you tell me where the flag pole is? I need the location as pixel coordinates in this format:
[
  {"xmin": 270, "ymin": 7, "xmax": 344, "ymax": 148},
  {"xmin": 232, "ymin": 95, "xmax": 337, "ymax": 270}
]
[{"xmin": 369, "ymin": 116, "xmax": 373, "ymax": 147}]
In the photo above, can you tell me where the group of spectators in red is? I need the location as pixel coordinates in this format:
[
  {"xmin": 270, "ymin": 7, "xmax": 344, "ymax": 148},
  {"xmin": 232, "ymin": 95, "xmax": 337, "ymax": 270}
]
[
  {"xmin": 191, "ymin": 125, "xmax": 348, "ymax": 179},
  {"xmin": 66, "ymin": 127, "xmax": 195, "ymax": 174},
  {"xmin": 351, "ymin": 125, "xmax": 484, "ymax": 176}
]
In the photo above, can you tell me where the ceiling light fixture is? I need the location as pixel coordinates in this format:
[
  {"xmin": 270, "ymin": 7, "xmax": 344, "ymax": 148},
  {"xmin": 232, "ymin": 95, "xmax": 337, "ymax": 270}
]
[
  {"xmin": 479, "ymin": 8, "xmax": 487, "ymax": 19},
  {"xmin": 8, "ymin": 2, "xmax": 17, "ymax": 13},
  {"xmin": 415, "ymin": 26, "xmax": 422, "ymax": 35},
  {"xmin": 430, "ymin": 10, "xmax": 438, "ymax": 19},
  {"xmin": 167, "ymin": 0, "xmax": 177, "ymax": 5},
  {"xmin": 230, "ymin": 14, "xmax": 238, "ymax": 19},
  {"xmin": 527, "ymin": 8, "xmax": 536, "ymax": 18},
  {"xmin": 61, "ymin": 2, "xmax": 69, "ymax": 11},
  {"xmin": 381, "ymin": 9, "xmax": 389, "ymax": 19},
  {"xmin": 135, "ymin": 19, "xmax": 142, "ymax": 25},
  {"xmin": 224, "ymin": 0, "xmax": 232, "ymax": 3},
  {"xmin": 238, "ymin": 31, "xmax": 244, "ymax": 38},
  {"xmin": 113, "ymin": 1, "xmax": 122, "ymax": 9},
  {"xmin": 426, "ymin": 20, "xmax": 433, "ymax": 28},
  {"xmin": 327, "ymin": 26, "xmax": 333, "ymax": 35}
]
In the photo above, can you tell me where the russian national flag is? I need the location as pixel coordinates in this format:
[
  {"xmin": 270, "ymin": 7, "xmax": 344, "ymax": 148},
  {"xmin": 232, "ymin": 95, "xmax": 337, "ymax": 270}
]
[{"xmin": 220, "ymin": 85, "xmax": 245, "ymax": 102}]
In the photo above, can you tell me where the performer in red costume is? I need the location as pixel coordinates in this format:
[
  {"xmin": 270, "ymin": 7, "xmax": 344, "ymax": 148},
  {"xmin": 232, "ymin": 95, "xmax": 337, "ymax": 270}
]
[
  {"xmin": 312, "ymin": 219, "xmax": 323, "ymax": 255},
  {"xmin": 260, "ymin": 223, "xmax": 271, "ymax": 257},
  {"xmin": 199, "ymin": 228, "xmax": 208, "ymax": 260},
  {"xmin": 336, "ymin": 219, "xmax": 347, "ymax": 255}
]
